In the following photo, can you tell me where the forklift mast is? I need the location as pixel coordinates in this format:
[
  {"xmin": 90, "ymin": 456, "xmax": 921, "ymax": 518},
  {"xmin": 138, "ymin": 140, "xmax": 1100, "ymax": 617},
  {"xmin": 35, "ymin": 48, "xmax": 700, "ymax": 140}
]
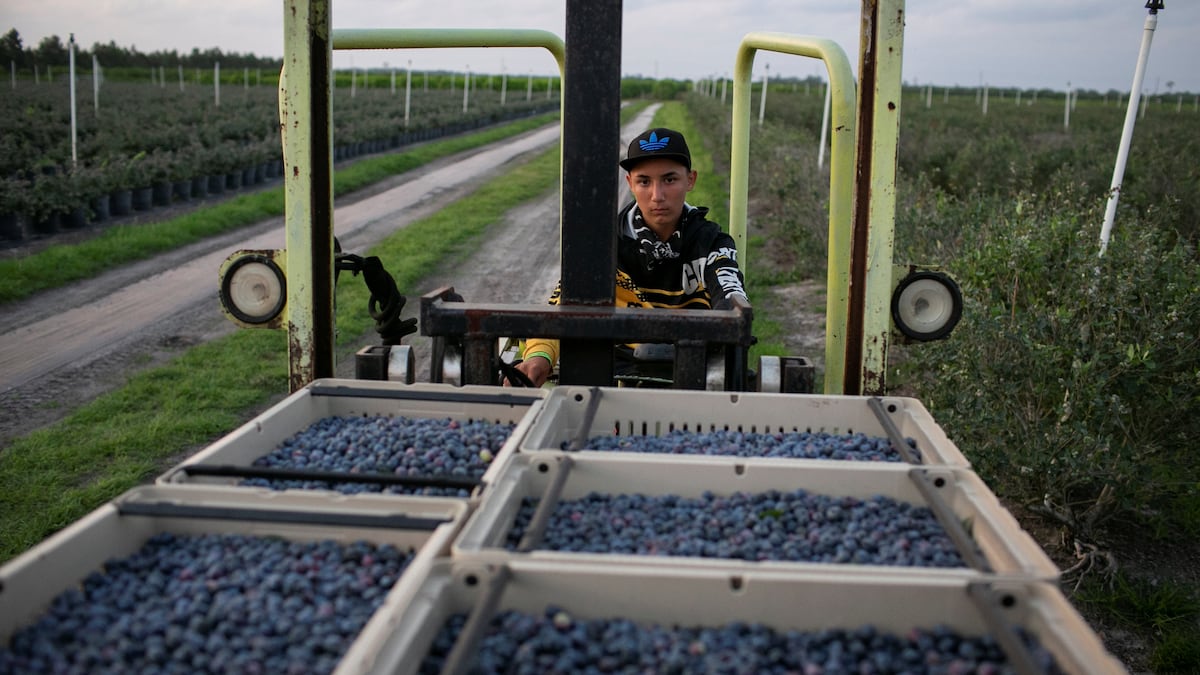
[{"xmin": 268, "ymin": 0, "xmax": 927, "ymax": 396}]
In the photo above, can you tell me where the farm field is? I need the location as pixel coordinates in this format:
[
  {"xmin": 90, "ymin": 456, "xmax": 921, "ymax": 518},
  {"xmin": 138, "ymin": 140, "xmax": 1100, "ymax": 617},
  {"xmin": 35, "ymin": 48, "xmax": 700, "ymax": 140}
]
[
  {"xmin": 683, "ymin": 85, "xmax": 1199, "ymax": 673},
  {"xmin": 0, "ymin": 74, "xmax": 1198, "ymax": 672},
  {"xmin": 0, "ymin": 78, "xmax": 557, "ymax": 244}
]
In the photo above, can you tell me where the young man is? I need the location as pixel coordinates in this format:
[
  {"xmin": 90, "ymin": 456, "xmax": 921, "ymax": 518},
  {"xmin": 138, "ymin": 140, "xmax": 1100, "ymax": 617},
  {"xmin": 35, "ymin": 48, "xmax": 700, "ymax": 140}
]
[{"xmin": 511, "ymin": 127, "xmax": 748, "ymax": 387}]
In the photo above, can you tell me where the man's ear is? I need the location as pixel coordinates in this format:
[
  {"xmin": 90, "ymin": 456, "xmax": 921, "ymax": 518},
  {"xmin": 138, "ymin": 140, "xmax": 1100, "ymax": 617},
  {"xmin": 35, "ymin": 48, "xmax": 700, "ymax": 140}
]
[{"xmin": 687, "ymin": 170, "xmax": 698, "ymax": 190}]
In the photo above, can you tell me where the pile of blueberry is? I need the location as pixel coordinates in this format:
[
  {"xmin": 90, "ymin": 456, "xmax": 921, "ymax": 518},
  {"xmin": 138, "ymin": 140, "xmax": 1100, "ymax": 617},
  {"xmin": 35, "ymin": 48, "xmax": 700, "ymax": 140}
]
[
  {"xmin": 573, "ymin": 428, "xmax": 920, "ymax": 462},
  {"xmin": 242, "ymin": 416, "xmax": 516, "ymax": 496},
  {"xmin": 505, "ymin": 489, "xmax": 966, "ymax": 567},
  {"xmin": 419, "ymin": 606, "xmax": 1064, "ymax": 674},
  {"xmin": 0, "ymin": 533, "xmax": 414, "ymax": 674}
]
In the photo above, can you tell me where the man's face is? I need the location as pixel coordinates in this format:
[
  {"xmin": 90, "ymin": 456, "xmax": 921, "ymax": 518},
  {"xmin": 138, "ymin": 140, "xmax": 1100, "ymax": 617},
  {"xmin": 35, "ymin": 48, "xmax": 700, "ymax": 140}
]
[{"xmin": 625, "ymin": 158, "xmax": 696, "ymax": 238}]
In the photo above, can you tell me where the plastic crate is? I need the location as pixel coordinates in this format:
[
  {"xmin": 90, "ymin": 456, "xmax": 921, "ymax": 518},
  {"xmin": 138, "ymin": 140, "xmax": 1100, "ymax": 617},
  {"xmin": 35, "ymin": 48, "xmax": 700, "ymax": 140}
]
[
  {"xmin": 377, "ymin": 559, "xmax": 1126, "ymax": 675},
  {"xmin": 519, "ymin": 385, "xmax": 971, "ymax": 466},
  {"xmin": 453, "ymin": 452, "xmax": 1059, "ymax": 580},
  {"xmin": 0, "ymin": 484, "xmax": 467, "ymax": 674},
  {"xmin": 157, "ymin": 379, "xmax": 544, "ymax": 496}
]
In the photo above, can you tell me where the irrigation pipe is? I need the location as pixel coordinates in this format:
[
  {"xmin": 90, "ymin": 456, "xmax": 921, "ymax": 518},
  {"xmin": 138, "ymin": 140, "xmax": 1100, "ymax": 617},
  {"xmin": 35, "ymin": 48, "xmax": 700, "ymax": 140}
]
[{"xmin": 1099, "ymin": 3, "xmax": 1162, "ymax": 256}]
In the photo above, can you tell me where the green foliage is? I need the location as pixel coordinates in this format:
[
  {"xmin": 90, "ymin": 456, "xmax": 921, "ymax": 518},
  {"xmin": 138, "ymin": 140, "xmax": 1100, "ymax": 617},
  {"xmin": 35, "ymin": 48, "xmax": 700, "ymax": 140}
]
[
  {"xmin": 1078, "ymin": 571, "xmax": 1200, "ymax": 635},
  {"xmin": 621, "ymin": 77, "xmax": 691, "ymax": 101},
  {"xmin": 899, "ymin": 183, "xmax": 1200, "ymax": 541},
  {"xmin": 896, "ymin": 94, "xmax": 1200, "ymax": 241},
  {"xmin": 1149, "ymin": 629, "xmax": 1200, "ymax": 673},
  {"xmin": 1075, "ymin": 570, "xmax": 1200, "ymax": 673},
  {"xmin": 0, "ymin": 112, "xmax": 558, "ymax": 305},
  {"xmin": 2, "ymin": 28, "xmax": 281, "ymax": 72},
  {"xmin": 0, "ymin": 80, "xmax": 557, "ymax": 216},
  {"xmin": 682, "ymin": 83, "xmax": 1200, "ymax": 673},
  {"xmin": 682, "ymin": 85, "xmax": 1200, "ymax": 541}
]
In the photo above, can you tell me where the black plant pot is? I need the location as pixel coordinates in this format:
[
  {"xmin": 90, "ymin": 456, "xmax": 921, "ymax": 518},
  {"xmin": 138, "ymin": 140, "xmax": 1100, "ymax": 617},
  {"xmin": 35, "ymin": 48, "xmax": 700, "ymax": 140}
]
[
  {"xmin": 225, "ymin": 171, "xmax": 242, "ymax": 190},
  {"xmin": 91, "ymin": 194, "xmax": 111, "ymax": 222},
  {"xmin": 207, "ymin": 175, "xmax": 225, "ymax": 194},
  {"xmin": 152, "ymin": 182, "xmax": 172, "ymax": 206},
  {"xmin": 131, "ymin": 186, "xmax": 154, "ymax": 211},
  {"xmin": 63, "ymin": 206, "xmax": 89, "ymax": 229},
  {"xmin": 32, "ymin": 211, "xmax": 62, "ymax": 235},
  {"xmin": 173, "ymin": 180, "xmax": 192, "ymax": 201},
  {"xmin": 111, "ymin": 189, "xmax": 133, "ymax": 216},
  {"xmin": 0, "ymin": 212, "xmax": 27, "ymax": 242},
  {"xmin": 191, "ymin": 175, "xmax": 209, "ymax": 198}
]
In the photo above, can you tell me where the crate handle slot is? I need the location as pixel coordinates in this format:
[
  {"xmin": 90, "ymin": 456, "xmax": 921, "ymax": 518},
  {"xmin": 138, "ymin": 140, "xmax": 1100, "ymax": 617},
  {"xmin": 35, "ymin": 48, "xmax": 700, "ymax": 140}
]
[
  {"xmin": 906, "ymin": 468, "xmax": 993, "ymax": 573},
  {"xmin": 516, "ymin": 456, "xmax": 575, "ymax": 552},
  {"xmin": 565, "ymin": 388, "xmax": 604, "ymax": 451},
  {"xmin": 180, "ymin": 464, "xmax": 481, "ymax": 490},
  {"xmin": 867, "ymin": 397, "xmax": 922, "ymax": 463},
  {"xmin": 440, "ymin": 564, "xmax": 513, "ymax": 675},
  {"xmin": 966, "ymin": 582, "xmax": 1046, "ymax": 675},
  {"xmin": 115, "ymin": 502, "xmax": 450, "ymax": 530}
]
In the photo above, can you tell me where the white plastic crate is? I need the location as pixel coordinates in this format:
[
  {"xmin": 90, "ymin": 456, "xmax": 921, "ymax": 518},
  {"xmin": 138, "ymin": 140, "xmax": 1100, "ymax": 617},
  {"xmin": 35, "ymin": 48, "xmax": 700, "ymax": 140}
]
[
  {"xmin": 157, "ymin": 378, "xmax": 544, "ymax": 496},
  {"xmin": 519, "ymin": 385, "xmax": 971, "ymax": 466},
  {"xmin": 0, "ymin": 484, "xmax": 467, "ymax": 674},
  {"xmin": 377, "ymin": 559, "xmax": 1126, "ymax": 675},
  {"xmin": 453, "ymin": 452, "xmax": 1059, "ymax": 580}
]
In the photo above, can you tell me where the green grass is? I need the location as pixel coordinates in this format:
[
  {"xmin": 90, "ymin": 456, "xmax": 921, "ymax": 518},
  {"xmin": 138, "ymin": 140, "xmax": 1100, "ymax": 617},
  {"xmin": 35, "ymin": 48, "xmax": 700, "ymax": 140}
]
[
  {"xmin": 0, "ymin": 112, "xmax": 558, "ymax": 305},
  {"xmin": 1078, "ymin": 572, "xmax": 1200, "ymax": 636},
  {"xmin": 0, "ymin": 328, "xmax": 289, "ymax": 559},
  {"xmin": 0, "ymin": 101, "xmax": 651, "ymax": 564},
  {"xmin": 1076, "ymin": 571, "xmax": 1200, "ymax": 673}
]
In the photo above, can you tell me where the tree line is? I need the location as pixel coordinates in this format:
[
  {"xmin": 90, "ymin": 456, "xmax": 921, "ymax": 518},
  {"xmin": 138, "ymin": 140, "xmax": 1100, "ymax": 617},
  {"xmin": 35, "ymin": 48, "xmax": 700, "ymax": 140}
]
[{"xmin": 1, "ymin": 29, "xmax": 283, "ymax": 71}]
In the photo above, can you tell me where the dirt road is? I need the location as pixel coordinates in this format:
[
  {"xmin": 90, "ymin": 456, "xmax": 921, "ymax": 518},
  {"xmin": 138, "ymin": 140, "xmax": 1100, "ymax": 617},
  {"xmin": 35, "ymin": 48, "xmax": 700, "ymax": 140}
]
[{"xmin": 0, "ymin": 106, "xmax": 661, "ymax": 446}]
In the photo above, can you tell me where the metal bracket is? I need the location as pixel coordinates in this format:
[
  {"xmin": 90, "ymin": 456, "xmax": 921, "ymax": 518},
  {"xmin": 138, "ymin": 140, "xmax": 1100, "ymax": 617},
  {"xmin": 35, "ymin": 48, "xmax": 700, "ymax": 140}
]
[{"xmin": 419, "ymin": 286, "xmax": 754, "ymax": 389}]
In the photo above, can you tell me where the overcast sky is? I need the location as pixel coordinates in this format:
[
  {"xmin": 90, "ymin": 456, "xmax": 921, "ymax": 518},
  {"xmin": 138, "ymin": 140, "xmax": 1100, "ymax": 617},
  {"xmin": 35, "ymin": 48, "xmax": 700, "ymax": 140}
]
[{"xmin": 4, "ymin": 1, "xmax": 1199, "ymax": 94}]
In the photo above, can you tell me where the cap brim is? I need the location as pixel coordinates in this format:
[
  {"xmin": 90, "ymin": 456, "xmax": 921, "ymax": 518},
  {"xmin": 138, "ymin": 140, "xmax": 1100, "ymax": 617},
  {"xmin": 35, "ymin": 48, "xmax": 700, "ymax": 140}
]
[{"xmin": 619, "ymin": 153, "xmax": 691, "ymax": 171}]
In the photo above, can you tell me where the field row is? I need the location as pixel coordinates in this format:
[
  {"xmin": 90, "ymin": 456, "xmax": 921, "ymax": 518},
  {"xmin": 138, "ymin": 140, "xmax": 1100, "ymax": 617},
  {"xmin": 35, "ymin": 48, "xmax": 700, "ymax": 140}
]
[{"xmin": 0, "ymin": 81, "xmax": 558, "ymax": 243}]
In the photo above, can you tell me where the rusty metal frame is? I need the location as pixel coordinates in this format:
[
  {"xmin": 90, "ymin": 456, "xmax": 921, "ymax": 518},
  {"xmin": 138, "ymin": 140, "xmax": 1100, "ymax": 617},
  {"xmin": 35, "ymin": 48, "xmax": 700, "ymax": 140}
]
[
  {"xmin": 848, "ymin": 0, "xmax": 906, "ymax": 395},
  {"xmin": 420, "ymin": 288, "xmax": 754, "ymax": 387}
]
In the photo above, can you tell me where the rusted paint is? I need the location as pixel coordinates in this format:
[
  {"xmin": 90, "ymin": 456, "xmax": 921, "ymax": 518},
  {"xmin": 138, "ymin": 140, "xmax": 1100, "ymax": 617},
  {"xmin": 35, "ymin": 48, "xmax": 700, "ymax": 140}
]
[
  {"xmin": 861, "ymin": 332, "xmax": 886, "ymax": 395},
  {"xmin": 845, "ymin": 0, "xmax": 882, "ymax": 396},
  {"xmin": 287, "ymin": 322, "xmax": 308, "ymax": 393}
]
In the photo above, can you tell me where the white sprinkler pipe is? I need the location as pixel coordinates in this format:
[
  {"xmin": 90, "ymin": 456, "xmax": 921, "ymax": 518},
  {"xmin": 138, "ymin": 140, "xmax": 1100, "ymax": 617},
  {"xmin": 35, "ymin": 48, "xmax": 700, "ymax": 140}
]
[
  {"xmin": 1100, "ymin": 8, "xmax": 1159, "ymax": 256},
  {"xmin": 92, "ymin": 55, "xmax": 100, "ymax": 114},
  {"xmin": 404, "ymin": 62, "xmax": 412, "ymax": 128},
  {"xmin": 69, "ymin": 34, "xmax": 77, "ymax": 166}
]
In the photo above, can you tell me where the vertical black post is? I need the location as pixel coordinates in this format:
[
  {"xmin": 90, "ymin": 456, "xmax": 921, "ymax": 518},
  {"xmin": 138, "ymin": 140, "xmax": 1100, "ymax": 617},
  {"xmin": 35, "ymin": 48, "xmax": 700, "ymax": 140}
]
[
  {"xmin": 309, "ymin": 10, "xmax": 335, "ymax": 386},
  {"xmin": 558, "ymin": 0, "xmax": 622, "ymax": 386}
]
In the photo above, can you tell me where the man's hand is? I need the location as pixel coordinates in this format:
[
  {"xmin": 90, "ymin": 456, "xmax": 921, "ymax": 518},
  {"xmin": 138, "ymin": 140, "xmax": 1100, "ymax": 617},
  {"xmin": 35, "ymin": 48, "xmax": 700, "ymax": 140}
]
[{"xmin": 504, "ymin": 355, "xmax": 552, "ymax": 387}]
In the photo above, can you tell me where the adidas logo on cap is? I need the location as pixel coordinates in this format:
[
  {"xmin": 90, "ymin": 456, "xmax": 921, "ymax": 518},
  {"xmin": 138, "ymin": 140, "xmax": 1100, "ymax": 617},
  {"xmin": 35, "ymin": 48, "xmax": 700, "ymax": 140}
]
[{"xmin": 620, "ymin": 127, "xmax": 692, "ymax": 171}]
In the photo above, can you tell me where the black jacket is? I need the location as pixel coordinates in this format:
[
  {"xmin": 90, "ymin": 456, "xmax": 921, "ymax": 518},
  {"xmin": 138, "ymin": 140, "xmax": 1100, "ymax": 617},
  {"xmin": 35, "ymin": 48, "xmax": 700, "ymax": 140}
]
[{"xmin": 616, "ymin": 201, "xmax": 748, "ymax": 309}]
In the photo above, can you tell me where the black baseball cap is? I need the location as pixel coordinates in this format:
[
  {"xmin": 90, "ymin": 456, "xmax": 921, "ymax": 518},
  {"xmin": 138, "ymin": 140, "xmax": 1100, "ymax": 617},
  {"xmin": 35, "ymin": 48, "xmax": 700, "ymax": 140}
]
[{"xmin": 620, "ymin": 127, "xmax": 692, "ymax": 171}]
